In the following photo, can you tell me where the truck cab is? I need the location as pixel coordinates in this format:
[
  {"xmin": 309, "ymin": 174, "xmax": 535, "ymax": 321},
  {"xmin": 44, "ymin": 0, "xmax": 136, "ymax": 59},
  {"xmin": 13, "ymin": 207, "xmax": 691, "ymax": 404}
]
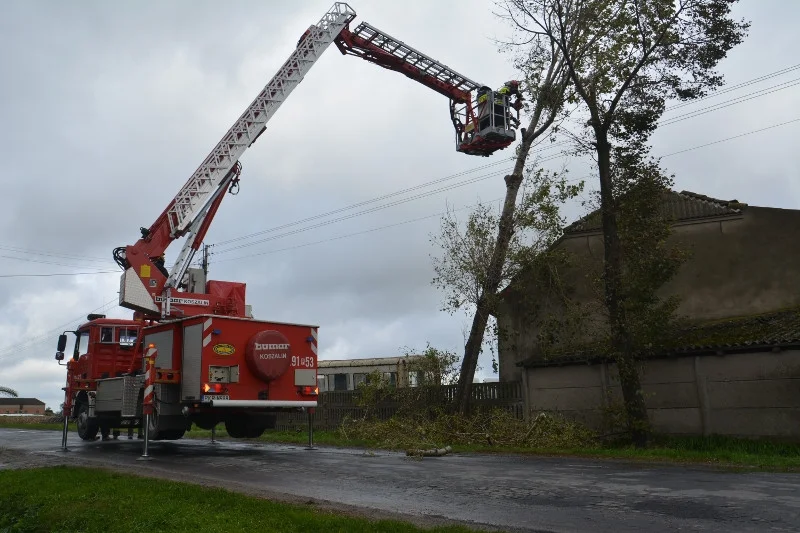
[
  {"xmin": 56, "ymin": 314, "xmax": 145, "ymax": 440},
  {"xmin": 62, "ymin": 316, "xmax": 143, "ymax": 381}
]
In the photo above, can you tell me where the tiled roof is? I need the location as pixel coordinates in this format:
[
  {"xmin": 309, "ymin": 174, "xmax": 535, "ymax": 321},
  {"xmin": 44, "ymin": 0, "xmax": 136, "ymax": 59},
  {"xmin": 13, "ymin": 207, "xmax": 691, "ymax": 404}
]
[
  {"xmin": 563, "ymin": 189, "xmax": 746, "ymax": 235},
  {"xmin": 519, "ymin": 307, "xmax": 800, "ymax": 368},
  {"xmin": 0, "ymin": 398, "xmax": 45, "ymax": 406}
]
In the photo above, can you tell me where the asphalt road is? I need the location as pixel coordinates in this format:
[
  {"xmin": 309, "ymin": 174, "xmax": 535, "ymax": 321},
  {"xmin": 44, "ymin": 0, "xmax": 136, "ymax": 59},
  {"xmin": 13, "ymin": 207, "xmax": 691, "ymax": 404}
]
[{"xmin": 1, "ymin": 428, "xmax": 799, "ymax": 533}]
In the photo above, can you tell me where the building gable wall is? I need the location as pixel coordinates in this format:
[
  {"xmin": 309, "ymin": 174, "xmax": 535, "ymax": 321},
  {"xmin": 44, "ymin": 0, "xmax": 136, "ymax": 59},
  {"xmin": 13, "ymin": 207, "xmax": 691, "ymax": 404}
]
[{"xmin": 498, "ymin": 205, "xmax": 800, "ymax": 381}]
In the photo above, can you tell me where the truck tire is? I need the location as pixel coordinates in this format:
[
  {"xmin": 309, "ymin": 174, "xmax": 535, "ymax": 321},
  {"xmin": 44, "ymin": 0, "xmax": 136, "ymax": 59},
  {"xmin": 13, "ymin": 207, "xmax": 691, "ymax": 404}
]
[
  {"xmin": 224, "ymin": 417, "xmax": 248, "ymax": 438},
  {"xmin": 155, "ymin": 429, "xmax": 186, "ymax": 440},
  {"xmin": 225, "ymin": 415, "xmax": 267, "ymax": 439},
  {"xmin": 245, "ymin": 425, "xmax": 266, "ymax": 439},
  {"xmin": 75, "ymin": 401, "xmax": 99, "ymax": 441},
  {"xmin": 192, "ymin": 415, "xmax": 219, "ymax": 431}
]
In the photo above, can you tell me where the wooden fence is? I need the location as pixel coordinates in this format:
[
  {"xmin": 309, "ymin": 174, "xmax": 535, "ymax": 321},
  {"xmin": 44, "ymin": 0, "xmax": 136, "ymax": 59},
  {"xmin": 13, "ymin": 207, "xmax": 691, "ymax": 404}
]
[{"xmin": 275, "ymin": 381, "xmax": 524, "ymax": 431}]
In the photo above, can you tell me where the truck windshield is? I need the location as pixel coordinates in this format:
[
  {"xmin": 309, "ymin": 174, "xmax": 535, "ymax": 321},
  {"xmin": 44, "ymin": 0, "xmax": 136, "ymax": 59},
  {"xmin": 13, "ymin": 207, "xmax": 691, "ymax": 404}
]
[{"xmin": 75, "ymin": 331, "xmax": 90, "ymax": 358}]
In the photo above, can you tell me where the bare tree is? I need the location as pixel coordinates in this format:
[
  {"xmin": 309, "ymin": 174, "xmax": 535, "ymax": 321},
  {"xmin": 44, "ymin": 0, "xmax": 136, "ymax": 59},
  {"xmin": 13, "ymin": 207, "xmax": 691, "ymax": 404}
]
[{"xmin": 501, "ymin": 0, "xmax": 749, "ymax": 445}]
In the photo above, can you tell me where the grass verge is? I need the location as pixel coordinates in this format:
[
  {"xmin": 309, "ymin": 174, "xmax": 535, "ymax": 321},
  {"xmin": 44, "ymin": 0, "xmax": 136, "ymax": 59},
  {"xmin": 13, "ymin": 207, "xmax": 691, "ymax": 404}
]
[
  {"xmin": 4, "ymin": 415, "xmax": 799, "ymax": 472},
  {"xmin": 0, "ymin": 466, "xmax": 484, "ymax": 533},
  {"xmin": 183, "ymin": 417, "xmax": 800, "ymax": 472}
]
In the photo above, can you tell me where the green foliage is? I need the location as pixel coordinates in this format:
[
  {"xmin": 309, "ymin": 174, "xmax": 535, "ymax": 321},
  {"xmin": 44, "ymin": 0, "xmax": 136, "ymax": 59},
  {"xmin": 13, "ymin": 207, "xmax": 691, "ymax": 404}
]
[
  {"xmin": 503, "ymin": 0, "xmax": 750, "ymax": 147},
  {"xmin": 430, "ymin": 168, "xmax": 583, "ymax": 317},
  {"xmin": 404, "ymin": 343, "xmax": 460, "ymax": 386},
  {"xmin": 348, "ymin": 345, "xmax": 463, "ymax": 420},
  {"xmin": 611, "ymin": 148, "xmax": 689, "ymax": 354},
  {"xmin": 340, "ymin": 409, "xmax": 597, "ymax": 453},
  {"xmin": 571, "ymin": 147, "xmax": 691, "ymax": 358},
  {"xmin": 501, "ymin": 0, "xmax": 749, "ymax": 445},
  {"xmin": 0, "ymin": 466, "xmax": 481, "ymax": 533},
  {"xmin": 354, "ymin": 370, "xmax": 394, "ymax": 419}
]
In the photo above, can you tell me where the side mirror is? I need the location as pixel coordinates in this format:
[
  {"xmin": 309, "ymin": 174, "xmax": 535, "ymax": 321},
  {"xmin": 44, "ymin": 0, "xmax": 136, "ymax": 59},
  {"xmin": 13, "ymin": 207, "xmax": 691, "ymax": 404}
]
[
  {"xmin": 55, "ymin": 351, "xmax": 64, "ymax": 361},
  {"xmin": 57, "ymin": 334, "xmax": 68, "ymax": 352}
]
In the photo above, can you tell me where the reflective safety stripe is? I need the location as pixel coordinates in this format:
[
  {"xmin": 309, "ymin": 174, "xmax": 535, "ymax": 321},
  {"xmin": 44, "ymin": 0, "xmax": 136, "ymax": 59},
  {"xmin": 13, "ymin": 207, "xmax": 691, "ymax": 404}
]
[
  {"xmin": 202, "ymin": 318, "xmax": 213, "ymax": 347},
  {"xmin": 309, "ymin": 328, "xmax": 318, "ymax": 356}
]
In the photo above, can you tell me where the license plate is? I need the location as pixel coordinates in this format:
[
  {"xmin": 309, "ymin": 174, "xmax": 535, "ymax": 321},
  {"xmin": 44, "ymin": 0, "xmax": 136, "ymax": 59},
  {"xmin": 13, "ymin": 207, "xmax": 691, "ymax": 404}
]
[{"xmin": 201, "ymin": 395, "xmax": 230, "ymax": 401}]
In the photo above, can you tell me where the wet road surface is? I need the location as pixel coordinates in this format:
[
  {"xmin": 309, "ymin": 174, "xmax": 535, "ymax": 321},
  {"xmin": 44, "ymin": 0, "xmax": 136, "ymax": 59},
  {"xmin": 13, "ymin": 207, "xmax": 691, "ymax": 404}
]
[{"xmin": 1, "ymin": 428, "xmax": 799, "ymax": 532}]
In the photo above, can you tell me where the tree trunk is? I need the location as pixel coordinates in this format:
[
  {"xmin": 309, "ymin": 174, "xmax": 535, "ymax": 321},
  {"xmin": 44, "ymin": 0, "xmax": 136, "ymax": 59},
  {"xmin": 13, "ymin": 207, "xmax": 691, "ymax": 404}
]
[
  {"xmin": 456, "ymin": 294, "xmax": 492, "ymax": 415},
  {"xmin": 455, "ymin": 171, "xmax": 525, "ymax": 415},
  {"xmin": 595, "ymin": 132, "xmax": 650, "ymax": 447}
]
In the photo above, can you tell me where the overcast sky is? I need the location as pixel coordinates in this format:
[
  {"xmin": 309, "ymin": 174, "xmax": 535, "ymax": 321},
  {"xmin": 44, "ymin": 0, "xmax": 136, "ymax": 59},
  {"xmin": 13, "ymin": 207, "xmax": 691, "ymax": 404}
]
[{"xmin": 0, "ymin": 0, "xmax": 797, "ymax": 410}]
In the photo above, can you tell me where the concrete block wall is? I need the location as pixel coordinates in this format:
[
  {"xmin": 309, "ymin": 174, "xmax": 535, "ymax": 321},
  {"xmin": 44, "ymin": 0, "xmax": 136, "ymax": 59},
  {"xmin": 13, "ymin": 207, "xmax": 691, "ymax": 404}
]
[{"xmin": 523, "ymin": 349, "xmax": 800, "ymax": 438}]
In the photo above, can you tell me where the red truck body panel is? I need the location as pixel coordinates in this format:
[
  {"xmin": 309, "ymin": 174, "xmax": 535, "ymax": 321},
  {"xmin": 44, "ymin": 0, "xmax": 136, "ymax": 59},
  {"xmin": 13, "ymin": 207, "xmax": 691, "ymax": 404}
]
[{"xmin": 140, "ymin": 315, "xmax": 318, "ymax": 405}]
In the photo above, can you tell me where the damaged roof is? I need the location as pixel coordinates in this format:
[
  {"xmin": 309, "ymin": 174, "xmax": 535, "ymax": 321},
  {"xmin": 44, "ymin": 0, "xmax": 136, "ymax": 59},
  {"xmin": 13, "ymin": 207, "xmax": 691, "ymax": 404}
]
[
  {"xmin": 519, "ymin": 306, "xmax": 800, "ymax": 368},
  {"xmin": 562, "ymin": 190, "xmax": 747, "ymax": 235}
]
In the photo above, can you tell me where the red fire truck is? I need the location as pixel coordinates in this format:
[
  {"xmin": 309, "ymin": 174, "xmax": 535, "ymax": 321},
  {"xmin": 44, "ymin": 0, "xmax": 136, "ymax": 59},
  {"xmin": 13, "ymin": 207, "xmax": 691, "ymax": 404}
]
[{"xmin": 55, "ymin": 2, "xmax": 522, "ymax": 443}]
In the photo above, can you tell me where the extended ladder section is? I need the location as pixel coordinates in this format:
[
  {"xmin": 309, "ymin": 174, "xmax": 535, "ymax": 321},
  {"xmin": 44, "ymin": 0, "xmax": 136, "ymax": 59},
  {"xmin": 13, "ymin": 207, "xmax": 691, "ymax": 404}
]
[
  {"xmin": 335, "ymin": 20, "xmax": 517, "ymax": 157},
  {"xmin": 164, "ymin": 2, "xmax": 356, "ymax": 239},
  {"xmin": 342, "ymin": 22, "xmax": 481, "ymax": 101}
]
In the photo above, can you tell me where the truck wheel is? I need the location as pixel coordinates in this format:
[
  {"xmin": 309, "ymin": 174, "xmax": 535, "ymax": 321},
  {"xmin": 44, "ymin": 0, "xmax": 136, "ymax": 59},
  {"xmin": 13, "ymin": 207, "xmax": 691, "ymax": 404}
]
[
  {"xmin": 75, "ymin": 402, "xmax": 99, "ymax": 441},
  {"xmin": 245, "ymin": 425, "xmax": 266, "ymax": 439},
  {"xmin": 192, "ymin": 415, "xmax": 219, "ymax": 430},
  {"xmin": 146, "ymin": 404, "xmax": 163, "ymax": 440},
  {"xmin": 224, "ymin": 417, "xmax": 248, "ymax": 438},
  {"xmin": 155, "ymin": 429, "xmax": 185, "ymax": 440},
  {"xmin": 225, "ymin": 416, "xmax": 266, "ymax": 439}
]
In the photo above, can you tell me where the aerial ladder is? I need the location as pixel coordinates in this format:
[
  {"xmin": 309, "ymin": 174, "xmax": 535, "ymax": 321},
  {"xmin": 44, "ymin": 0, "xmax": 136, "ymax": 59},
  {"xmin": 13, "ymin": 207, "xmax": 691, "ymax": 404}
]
[{"xmin": 114, "ymin": 2, "xmax": 522, "ymax": 322}]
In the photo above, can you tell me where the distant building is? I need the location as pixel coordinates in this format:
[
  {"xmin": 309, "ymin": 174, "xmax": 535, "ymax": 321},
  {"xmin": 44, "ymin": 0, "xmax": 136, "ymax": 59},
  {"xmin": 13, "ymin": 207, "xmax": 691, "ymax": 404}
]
[
  {"xmin": 317, "ymin": 355, "xmax": 426, "ymax": 391},
  {"xmin": 0, "ymin": 398, "xmax": 46, "ymax": 415}
]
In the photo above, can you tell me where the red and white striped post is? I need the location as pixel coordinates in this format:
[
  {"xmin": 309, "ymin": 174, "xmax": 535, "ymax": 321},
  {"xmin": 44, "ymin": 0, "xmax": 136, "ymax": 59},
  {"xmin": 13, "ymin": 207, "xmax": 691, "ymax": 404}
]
[{"xmin": 139, "ymin": 343, "xmax": 157, "ymax": 460}]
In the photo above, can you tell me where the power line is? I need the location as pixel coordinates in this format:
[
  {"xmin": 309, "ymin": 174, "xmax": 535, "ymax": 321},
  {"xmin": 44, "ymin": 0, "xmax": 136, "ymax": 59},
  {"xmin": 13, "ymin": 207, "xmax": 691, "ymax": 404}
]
[
  {"xmin": 211, "ymin": 143, "xmax": 577, "ymax": 251},
  {"xmin": 214, "ymin": 196, "xmax": 508, "ymax": 264},
  {"xmin": 0, "ymin": 254, "xmax": 113, "ymax": 270},
  {"xmin": 665, "ymin": 63, "xmax": 800, "ymax": 112},
  {"xmin": 660, "ymin": 117, "xmax": 800, "ymax": 158},
  {"xmin": 215, "ymin": 104, "xmax": 796, "ymax": 257},
  {"xmin": 211, "ymin": 168, "xmax": 510, "ymax": 253},
  {"xmin": 0, "ymin": 297, "xmax": 120, "ymax": 360},
  {"xmin": 0, "ymin": 271, "xmax": 118, "ymax": 278},
  {"xmin": 6, "ymin": 110, "xmax": 797, "ymax": 362},
  {"xmin": 0, "ymin": 244, "xmax": 111, "ymax": 265},
  {"xmin": 211, "ymin": 156, "xmax": 516, "ymax": 247},
  {"xmin": 212, "ymin": 149, "xmax": 573, "ymax": 255},
  {"xmin": 211, "ymin": 116, "xmax": 800, "ymax": 265},
  {"xmin": 211, "ymin": 72, "xmax": 799, "ymax": 253},
  {"xmin": 660, "ymin": 78, "xmax": 800, "ymax": 127}
]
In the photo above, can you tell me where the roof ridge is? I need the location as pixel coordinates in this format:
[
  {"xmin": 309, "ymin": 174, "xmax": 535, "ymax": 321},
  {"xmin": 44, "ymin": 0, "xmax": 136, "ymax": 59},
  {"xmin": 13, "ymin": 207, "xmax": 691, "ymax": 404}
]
[
  {"xmin": 563, "ymin": 187, "xmax": 746, "ymax": 235},
  {"xmin": 676, "ymin": 190, "xmax": 747, "ymax": 211}
]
